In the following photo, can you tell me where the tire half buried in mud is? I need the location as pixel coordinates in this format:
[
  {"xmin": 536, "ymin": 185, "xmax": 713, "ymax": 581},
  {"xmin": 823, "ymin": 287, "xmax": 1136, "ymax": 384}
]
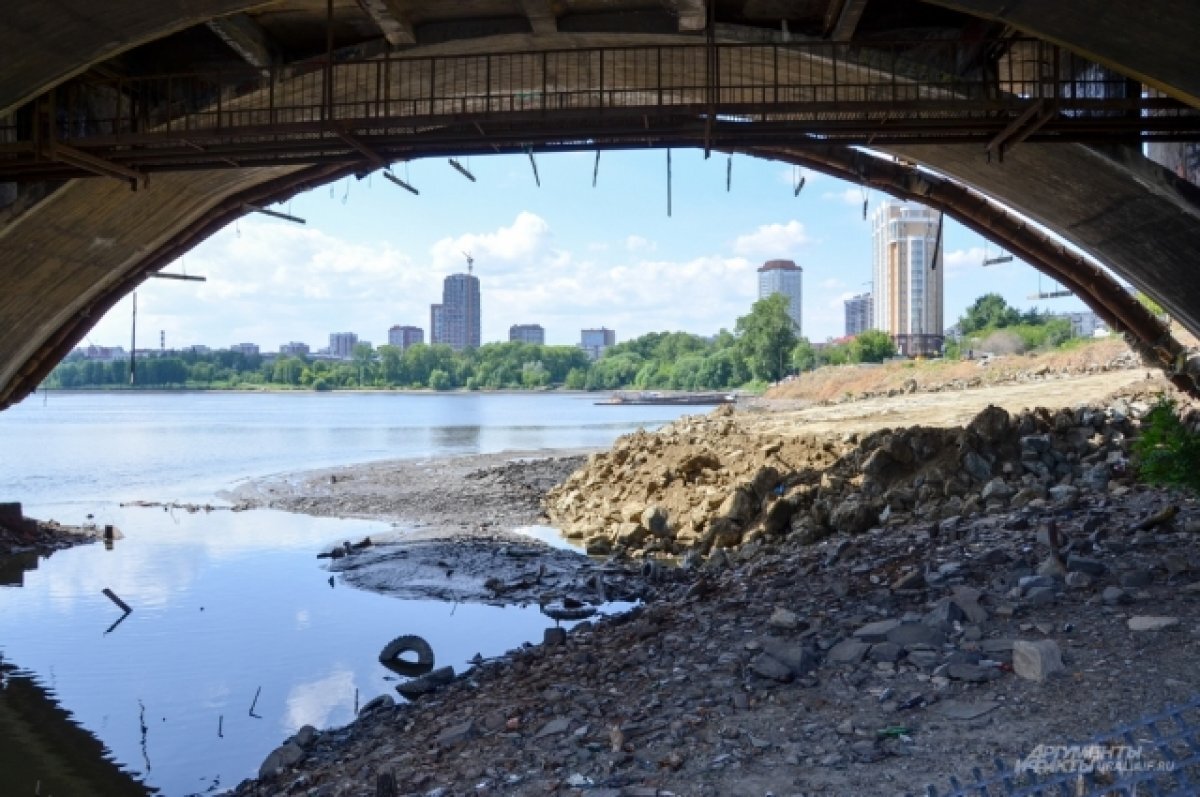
[{"xmin": 379, "ymin": 634, "xmax": 435, "ymax": 676}]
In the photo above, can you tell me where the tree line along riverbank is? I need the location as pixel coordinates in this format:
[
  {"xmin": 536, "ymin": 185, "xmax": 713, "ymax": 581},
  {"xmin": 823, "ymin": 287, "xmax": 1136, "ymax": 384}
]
[{"xmin": 44, "ymin": 293, "xmax": 1103, "ymax": 394}]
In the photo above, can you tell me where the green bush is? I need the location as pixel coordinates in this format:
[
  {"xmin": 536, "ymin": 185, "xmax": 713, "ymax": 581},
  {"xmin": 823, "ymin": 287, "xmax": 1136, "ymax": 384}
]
[{"xmin": 1133, "ymin": 397, "xmax": 1200, "ymax": 493}]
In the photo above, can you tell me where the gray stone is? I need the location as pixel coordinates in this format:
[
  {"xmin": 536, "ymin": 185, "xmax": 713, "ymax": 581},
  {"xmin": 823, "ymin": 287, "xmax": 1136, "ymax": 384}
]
[
  {"xmin": 749, "ymin": 652, "xmax": 793, "ymax": 682},
  {"xmin": 758, "ymin": 638, "xmax": 820, "ymax": 675},
  {"xmin": 923, "ymin": 598, "xmax": 964, "ymax": 627},
  {"xmin": 1127, "ymin": 616, "xmax": 1180, "ymax": 631},
  {"xmin": 1019, "ymin": 575, "xmax": 1056, "ymax": 591},
  {"xmin": 640, "ymin": 505, "xmax": 670, "ymax": 536},
  {"xmin": 946, "ymin": 662, "xmax": 999, "ymax": 683},
  {"xmin": 907, "ymin": 650, "xmax": 941, "ymax": 669},
  {"xmin": 981, "ymin": 478, "xmax": 1015, "ymax": 501},
  {"xmin": 533, "ymin": 718, "xmax": 570, "ymax": 740},
  {"xmin": 891, "ymin": 569, "xmax": 926, "ymax": 591},
  {"xmin": 868, "ymin": 642, "xmax": 904, "ymax": 663},
  {"xmin": 437, "ymin": 720, "xmax": 477, "ymax": 747},
  {"xmin": 359, "ymin": 694, "xmax": 395, "ymax": 715},
  {"xmin": 1065, "ymin": 571, "xmax": 1093, "ymax": 589},
  {"xmin": 1012, "ymin": 640, "xmax": 1065, "ymax": 682},
  {"xmin": 962, "ymin": 451, "xmax": 993, "ymax": 483},
  {"xmin": 853, "ymin": 618, "xmax": 901, "ymax": 643},
  {"xmin": 1024, "ymin": 586, "xmax": 1058, "ymax": 606},
  {"xmin": 1120, "ymin": 569, "xmax": 1154, "ymax": 588},
  {"xmin": 259, "ymin": 741, "xmax": 305, "ymax": 778},
  {"xmin": 544, "ymin": 627, "xmax": 567, "ymax": 645},
  {"xmin": 1048, "ymin": 485, "xmax": 1080, "ymax": 506},
  {"xmin": 768, "ymin": 607, "xmax": 803, "ymax": 631},
  {"xmin": 1020, "ymin": 435, "xmax": 1052, "ymax": 455},
  {"xmin": 1102, "ymin": 586, "xmax": 1132, "ymax": 605},
  {"xmin": 1066, "ymin": 555, "xmax": 1107, "ymax": 576},
  {"xmin": 826, "ymin": 638, "xmax": 871, "ymax": 665},
  {"xmin": 293, "ymin": 725, "xmax": 318, "ymax": 749},
  {"xmin": 934, "ymin": 700, "xmax": 999, "ymax": 720},
  {"xmin": 887, "ymin": 623, "xmax": 945, "ymax": 647}
]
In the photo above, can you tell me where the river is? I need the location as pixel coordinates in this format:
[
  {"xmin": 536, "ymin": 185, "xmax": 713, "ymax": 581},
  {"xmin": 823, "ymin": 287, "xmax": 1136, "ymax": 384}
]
[{"xmin": 0, "ymin": 391, "xmax": 696, "ymax": 796}]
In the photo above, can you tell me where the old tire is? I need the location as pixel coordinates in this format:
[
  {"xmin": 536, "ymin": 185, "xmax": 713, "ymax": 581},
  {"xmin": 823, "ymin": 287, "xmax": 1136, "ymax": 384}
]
[{"xmin": 379, "ymin": 634, "xmax": 435, "ymax": 676}]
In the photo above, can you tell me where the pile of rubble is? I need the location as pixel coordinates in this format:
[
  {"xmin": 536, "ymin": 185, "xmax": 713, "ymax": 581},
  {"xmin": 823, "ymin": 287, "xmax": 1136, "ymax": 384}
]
[
  {"xmin": 547, "ymin": 394, "xmax": 1169, "ymax": 561},
  {"xmin": 0, "ymin": 501, "xmax": 99, "ymax": 557},
  {"xmin": 233, "ymin": 481, "xmax": 1200, "ymax": 797}
]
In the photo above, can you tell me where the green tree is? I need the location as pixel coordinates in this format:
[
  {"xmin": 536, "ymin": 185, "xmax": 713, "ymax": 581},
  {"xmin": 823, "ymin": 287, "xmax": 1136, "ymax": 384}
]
[
  {"xmin": 960, "ymin": 293, "xmax": 1021, "ymax": 335},
  {"xmin": 791, "ymin": 338, "xmax": 818, "ymax": 371},
  {"xmin": 564, "ymin": 368, "xmax": 587, "ymax": 390},
  {"xmin": 428, "ymin": 369, "xmax": 451, "ymax": 390},
  {"xmin": 735, "ymin": 294, "xmax": 797, "ymax": 382},
  {"xmin": 849, "ymin": 330, "xmax": 896, "ymax": 363}
]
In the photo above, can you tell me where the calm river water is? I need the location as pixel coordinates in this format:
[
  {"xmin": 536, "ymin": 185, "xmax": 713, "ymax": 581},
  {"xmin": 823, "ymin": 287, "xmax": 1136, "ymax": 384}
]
[{"xmin": 0, "ymin": 391, "xmax": 695, "ymax": 796}]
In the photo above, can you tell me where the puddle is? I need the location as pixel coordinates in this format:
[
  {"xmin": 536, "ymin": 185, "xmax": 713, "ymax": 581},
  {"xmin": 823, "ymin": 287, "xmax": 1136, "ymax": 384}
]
[{"xmin": 0, "ymin": 505, "xmax": 620, "ymax": 795}]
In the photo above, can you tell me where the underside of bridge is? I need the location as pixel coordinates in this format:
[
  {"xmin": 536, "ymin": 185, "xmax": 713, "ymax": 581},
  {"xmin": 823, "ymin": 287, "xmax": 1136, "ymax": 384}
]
[{"xmin": 2, "ymin": 1, "xmax": 1199, "ymax": 409}]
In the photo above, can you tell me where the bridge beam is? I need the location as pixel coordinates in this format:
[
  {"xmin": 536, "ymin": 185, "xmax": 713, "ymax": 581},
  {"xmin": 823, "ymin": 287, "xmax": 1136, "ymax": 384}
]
[
  {"xmin": 921, "ymin": 0, "xmax": 1200, "ymax": 108},
  {"xmin": 824, "ymin": 0, "xmax": 870, "ymax": 41},
  {"xmin": 518, "ymin": 0, "xmax": 558, "ymax": 35},
  {"xmin": 205, "ymin": 13, "xmax": 278, "ymax": 72},
  {"xmin": 676, "ymin": 0, "xmax": 707, "ymax": 32},
  {"xmin": 356, "ymin": 0, "xmax": 416, "ymax": 46}
]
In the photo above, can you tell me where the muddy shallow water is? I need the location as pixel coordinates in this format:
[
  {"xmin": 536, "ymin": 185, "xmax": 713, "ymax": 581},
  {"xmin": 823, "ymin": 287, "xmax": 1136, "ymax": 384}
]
[{"xmin": 0, "ymin": 505, "xmax": 625, "ymax": 796}]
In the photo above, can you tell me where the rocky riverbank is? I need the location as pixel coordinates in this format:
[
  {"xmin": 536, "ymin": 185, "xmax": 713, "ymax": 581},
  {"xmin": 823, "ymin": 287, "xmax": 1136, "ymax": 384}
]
[
  {"xmin": 224, "ymin": 375, "xmax": 1200, "ymax": 797},
  {"xmin": 230, "ymin": 480, "xmax": 1200, "ymax": 797},
  {"xmin": 0, "ymin": 501, "xmax": 103, "ymax": 558}
]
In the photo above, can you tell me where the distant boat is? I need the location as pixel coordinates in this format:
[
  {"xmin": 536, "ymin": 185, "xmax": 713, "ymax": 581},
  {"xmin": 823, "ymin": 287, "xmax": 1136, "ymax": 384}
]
[{"xmin": 595, "ymin": 391, "xmax": 734, "ymax": 406}]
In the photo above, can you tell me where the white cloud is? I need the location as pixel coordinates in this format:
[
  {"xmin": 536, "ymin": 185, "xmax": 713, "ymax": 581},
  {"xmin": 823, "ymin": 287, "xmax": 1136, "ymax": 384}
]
[
  {"xmin": 429, "ymin": 211, "xmax": 551, "ymax": 270},
  {"xmin": 624, "ymin": 234, "xmax": 656, "ymax": 253},
  {"xmin": 732, "ymin": 220, "xmax": 809, "ymax": 257},
  {"xmin": 820, "ymin": 277, "xmax": 846, "ymax": 290},
  {"xmin": 822, "ymin": 188, "xmax": 864, "ymax": 206}
]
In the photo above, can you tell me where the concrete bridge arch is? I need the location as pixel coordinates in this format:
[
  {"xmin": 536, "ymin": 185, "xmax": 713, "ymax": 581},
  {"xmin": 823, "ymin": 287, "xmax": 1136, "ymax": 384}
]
[{"xmin": 2, "ymin": 2, "xmax": 1199, "ymax": 407}]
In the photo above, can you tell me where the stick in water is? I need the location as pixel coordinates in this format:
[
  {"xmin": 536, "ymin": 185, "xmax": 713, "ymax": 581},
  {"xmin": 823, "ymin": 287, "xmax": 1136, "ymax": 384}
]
[{"xmin": 249, "ymin": 686, "xmax": 262, "ymax": 718}]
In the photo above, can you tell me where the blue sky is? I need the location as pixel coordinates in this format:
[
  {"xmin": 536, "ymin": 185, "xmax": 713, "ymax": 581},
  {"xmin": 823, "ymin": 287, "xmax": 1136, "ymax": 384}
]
[{"xmin": 84, "ymin": 149, "xmax": 1090, "ymax": 351}]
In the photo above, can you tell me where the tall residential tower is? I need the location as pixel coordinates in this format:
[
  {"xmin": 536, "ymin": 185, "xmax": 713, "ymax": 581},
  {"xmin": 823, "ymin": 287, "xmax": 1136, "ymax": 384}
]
[
  {"xmin": 430, "ymin": 271, "xmax": 481, "ymax": 351},
  {"xmin": 871, "ymin": 201, "xmax": 943, "ymax": 357},
  {"xmin": 757, "ymin": 259, "xmax": 803, "ymax": 334}
]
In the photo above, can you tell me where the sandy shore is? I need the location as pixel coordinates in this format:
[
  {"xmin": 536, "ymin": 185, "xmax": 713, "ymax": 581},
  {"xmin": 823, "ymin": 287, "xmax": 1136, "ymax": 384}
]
[{"xmin": 223, "ymin": 447, "xmax": 595, "ymax": 532}]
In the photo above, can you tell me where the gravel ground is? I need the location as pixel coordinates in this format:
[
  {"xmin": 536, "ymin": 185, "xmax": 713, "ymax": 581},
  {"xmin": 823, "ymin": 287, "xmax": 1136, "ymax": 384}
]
[{"xmin": 229, "ymin": 483, "xmax": 1200, "ymax": 797}]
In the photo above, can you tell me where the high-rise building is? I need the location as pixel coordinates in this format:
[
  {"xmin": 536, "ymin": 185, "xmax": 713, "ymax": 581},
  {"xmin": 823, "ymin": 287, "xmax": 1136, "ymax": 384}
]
[
  {"xmin": 844, "ymin": 293, "xmax": 874, "ymax": 337},
  {"xmin": 580, "ymin": 327, "xmax": 616, "ymax": 360},
  {"xmin": 229, "ymin": 342, "xmax": 259, "ymax": 357},
  {"xmin": 329, "ymin": 332, "xmax": 358, "ymax": 359},
  {"xmin": 871, "ymin": 201, "xmax": 944, "ymax": 357},
  {"xmin": 388, "ymin": 325, "xmax": 424, "ymax": 349},
  {"xmin": 509, "ymin": 324, "xmax": 545, "ymax": 345},
  {"xmin": 757, "ymin": 259, "xmax": 803, "ymax": 334},
  {"xmin": 430, "ymin": 272, "xmax": 481, "ymax": 351},
  {"xmin": 280, "ymin": 341, "xmax": 310, "ymax": 357}
]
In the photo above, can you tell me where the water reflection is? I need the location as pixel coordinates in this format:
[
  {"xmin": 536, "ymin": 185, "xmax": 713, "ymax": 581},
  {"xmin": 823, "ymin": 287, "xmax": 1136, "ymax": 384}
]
[
  {"xmin": 0, "ymin": 660, "xmax": 153, "ymax": 797},
  {"xmin": 0, "ymin": 550, "xmax": 40, "ymax": 586},
  {"xmin": 0, "ymin": 506, "xmax": 588, "ymax": 795}
]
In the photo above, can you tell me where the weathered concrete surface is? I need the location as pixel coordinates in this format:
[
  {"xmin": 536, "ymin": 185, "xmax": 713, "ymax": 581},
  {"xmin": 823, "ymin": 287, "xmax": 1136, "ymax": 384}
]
[
  {"xmin": 923, "ymin": 0, "xmax": 1200, "ymax": 106},
  {"xmin": 0, "ymin": 1, "xmax": 263, "ymax": 117},
  {"xmin": 2, "ymin": 7, "xmax": 1200, "ymax": 407},
  {"xmin": 890, "ymin": 142, "xmax": 1200, "ymax": 336},
  {"xmin": 0, "ymin": 165, "xmax": 305, "ymax": 406}
]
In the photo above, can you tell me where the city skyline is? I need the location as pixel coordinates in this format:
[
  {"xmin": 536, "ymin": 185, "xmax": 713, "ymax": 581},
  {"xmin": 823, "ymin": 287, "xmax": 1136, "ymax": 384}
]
[{"xmin": 76, "ymin": 150, "xmax": 1094, "ymax": 352}]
